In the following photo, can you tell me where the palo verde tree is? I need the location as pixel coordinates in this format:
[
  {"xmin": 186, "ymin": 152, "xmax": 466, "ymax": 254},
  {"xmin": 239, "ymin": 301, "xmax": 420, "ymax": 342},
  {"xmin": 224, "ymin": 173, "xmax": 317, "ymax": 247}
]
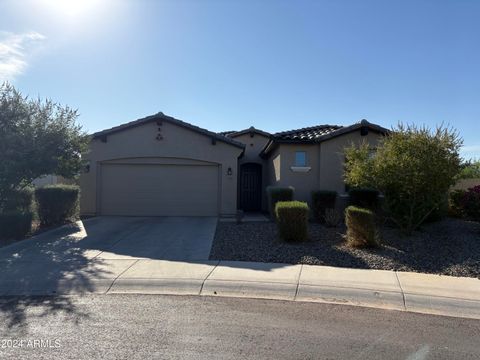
[
  {"xmin": 0, "ymin": 83, "xmax": 89, "ymax": 209},
  {"xmin": 344, "ymin": 123, "xmax": 462, "ymax": 234}
]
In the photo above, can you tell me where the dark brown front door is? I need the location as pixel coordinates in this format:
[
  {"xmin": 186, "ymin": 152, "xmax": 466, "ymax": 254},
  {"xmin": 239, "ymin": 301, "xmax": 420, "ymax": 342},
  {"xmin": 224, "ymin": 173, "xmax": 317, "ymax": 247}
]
[{"xmin": 239, "ymin": 163, "xmax": 262, "ymax": 211}]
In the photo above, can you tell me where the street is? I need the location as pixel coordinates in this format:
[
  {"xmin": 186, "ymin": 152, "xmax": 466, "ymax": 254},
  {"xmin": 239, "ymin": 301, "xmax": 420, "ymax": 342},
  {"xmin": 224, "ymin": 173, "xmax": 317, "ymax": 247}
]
[{"xmin": 0, "ymin": 294, "xmax": 478, "ymax": 359}]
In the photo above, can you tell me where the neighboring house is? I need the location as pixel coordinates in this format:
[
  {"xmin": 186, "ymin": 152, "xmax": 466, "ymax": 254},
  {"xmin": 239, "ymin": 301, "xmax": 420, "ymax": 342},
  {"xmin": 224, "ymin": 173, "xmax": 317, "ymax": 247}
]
[
  {"xmin": 452, "ymin": 178, "xmax": 480, "ymax": 191},
  {"xmin": 79, "ymin": 112, "xmax": 388, "ymax": 217},
  {"xmin": 32, "ymin": 175, "xmax": 75, "ymax": 188}
]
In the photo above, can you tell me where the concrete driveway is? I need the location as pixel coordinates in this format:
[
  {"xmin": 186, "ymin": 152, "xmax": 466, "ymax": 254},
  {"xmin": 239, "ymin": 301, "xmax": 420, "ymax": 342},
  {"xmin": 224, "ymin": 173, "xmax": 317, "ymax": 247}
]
[
  {"xmin": 0, "ymin": 216, "xmax": 217, "ymax": 262},
  {"xmin": 0, "ymin": 217, "xmax": 217, "ymax": 295}
]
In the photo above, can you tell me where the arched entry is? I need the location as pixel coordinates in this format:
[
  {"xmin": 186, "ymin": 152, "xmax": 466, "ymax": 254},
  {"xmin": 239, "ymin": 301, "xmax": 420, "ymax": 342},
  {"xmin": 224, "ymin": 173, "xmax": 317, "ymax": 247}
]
[{"xmin": 239, "ymin": 163, "xmax": 262, "ymax": 211}]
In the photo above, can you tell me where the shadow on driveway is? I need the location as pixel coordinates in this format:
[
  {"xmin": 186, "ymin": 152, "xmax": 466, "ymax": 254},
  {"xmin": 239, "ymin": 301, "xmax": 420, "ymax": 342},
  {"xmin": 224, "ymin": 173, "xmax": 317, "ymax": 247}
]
[{"xmin": 0, "ymin": 216, "xmax": 219, "ymax": 329}]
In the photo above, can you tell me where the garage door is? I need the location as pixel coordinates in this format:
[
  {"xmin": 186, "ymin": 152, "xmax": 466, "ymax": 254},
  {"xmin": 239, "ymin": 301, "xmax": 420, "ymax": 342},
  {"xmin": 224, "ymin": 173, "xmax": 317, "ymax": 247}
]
[{"xmin": 100, "ymin": 163, "xmax": 219, "ymax": 216}]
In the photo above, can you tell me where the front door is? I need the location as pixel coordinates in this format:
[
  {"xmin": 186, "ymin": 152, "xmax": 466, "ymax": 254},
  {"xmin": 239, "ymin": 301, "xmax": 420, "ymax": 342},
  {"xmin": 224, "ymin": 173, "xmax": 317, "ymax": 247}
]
[{"xmin": 239, "ymin": 163, "xmax": 262, "ymax": 211}]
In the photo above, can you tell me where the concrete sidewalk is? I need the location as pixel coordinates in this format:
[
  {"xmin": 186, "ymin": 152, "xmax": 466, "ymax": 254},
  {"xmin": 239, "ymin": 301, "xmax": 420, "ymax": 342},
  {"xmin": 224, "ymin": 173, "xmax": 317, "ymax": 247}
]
[{"xmin": 1, "ymin": 258, "xmax": 479, "ymax": 320}]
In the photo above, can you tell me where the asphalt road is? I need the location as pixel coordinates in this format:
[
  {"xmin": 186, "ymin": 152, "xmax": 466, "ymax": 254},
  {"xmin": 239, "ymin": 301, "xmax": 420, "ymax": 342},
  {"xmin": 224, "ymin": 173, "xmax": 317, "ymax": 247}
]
[{"xmin": 0, "ymin": 295, "xmax": 478, "ymax": 359}]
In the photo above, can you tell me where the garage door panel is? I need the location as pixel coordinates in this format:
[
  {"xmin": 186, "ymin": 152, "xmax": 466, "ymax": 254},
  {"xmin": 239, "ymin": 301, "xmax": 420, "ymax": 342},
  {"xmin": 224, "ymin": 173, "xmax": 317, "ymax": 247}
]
[{"xmin": 100, "ymin": 164, "xmax": 219, "ymax": 216}]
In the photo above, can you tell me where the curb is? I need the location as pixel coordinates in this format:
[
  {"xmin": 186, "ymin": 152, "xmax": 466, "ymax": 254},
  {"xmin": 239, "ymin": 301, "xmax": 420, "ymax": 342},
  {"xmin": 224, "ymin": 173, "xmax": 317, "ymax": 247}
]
[{"xmin": 1, "ymin": 258, "xmax": 479, "ymax": 320}]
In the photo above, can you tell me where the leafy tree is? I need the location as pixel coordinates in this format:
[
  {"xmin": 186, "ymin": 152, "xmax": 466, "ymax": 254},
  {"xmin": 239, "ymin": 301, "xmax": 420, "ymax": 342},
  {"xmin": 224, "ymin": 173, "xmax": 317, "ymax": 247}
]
[
  {"xmin": 345, "ymin": 124, "xmax": 462, "ymax": 233},
  {"xmin": 0, "ymin": 83, "xmax": 89, "ymax": 209},
  {"xmin": 458, "ymin": 160, "xmax": 480, "ymax": 179}
]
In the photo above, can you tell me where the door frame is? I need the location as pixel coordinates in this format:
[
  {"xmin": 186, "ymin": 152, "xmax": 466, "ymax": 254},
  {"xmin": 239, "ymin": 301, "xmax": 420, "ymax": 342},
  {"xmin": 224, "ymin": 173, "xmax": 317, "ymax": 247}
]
[{"xmin": 238, "ymin": 162, "xmax": 263, "ymax": 212}]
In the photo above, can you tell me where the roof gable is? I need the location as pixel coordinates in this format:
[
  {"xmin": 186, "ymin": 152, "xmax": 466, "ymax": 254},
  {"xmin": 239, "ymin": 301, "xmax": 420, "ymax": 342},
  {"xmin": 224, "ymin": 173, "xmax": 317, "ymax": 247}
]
[
  {"xmin": 92, "ymin": 113, "xmax": 245, "ymax": 149},
  {"xmin": 221, "ymin": 126, "xmax": 271, "ymax": 138}
]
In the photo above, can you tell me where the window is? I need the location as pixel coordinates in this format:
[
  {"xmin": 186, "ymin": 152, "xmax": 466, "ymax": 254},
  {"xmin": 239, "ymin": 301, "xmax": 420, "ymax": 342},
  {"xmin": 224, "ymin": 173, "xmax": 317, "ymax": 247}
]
[{"xmin": 295, "ymin": 151, "xmax": 306, "ymax": 166}]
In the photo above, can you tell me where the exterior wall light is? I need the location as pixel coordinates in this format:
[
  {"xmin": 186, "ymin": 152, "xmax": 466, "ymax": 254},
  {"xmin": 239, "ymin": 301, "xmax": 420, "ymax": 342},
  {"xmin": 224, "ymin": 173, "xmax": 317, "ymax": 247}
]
[{"xmin": 227, "ymin": 167, "xmax": 233, "ymax": 176}]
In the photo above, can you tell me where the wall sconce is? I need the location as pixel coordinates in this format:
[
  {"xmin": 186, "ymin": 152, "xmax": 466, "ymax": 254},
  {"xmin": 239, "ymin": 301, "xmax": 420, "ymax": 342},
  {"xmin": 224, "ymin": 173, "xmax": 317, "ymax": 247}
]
[{"xmin": 227, "ymin": 167, "xmax": 233, "ymax": 176}]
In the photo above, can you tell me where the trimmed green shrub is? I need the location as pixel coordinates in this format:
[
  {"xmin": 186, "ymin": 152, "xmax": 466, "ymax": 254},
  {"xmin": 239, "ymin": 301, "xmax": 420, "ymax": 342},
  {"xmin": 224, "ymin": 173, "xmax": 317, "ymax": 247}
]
[
  {"xmin": 35, "ymin": 185, "xmax": 80, "ymax": 227},
  {"xmin": 348, "ymin": 188, "xmax": 379, "ymax": 210},
  {"xmin": 1, "ymin": 187, "xmax": 34, "ymax": 213},
  {"xmin": 275, "ymin": 201, "xmax": 309, "ymax": 242},
  {"xmin": 345, "ymin": 206, "xmax": 378, "ymax": 248},
  {"xmin": 311, "ymin": 190, "xmax": 337, "ymax": 223},
  {"xmin": 0, "ymin": 212, "xmax": 33, "ymax": 240},
  {"xmin": 266, "ymin": 186, "xmax": 294, "ymax": 219}
]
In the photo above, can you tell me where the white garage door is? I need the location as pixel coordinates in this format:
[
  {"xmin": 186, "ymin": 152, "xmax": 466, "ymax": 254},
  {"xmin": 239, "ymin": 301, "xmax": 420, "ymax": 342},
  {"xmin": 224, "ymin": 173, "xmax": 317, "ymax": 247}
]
[{"xmin": 100, "ymin": 163, "xmax": 219, "ymax": 216}]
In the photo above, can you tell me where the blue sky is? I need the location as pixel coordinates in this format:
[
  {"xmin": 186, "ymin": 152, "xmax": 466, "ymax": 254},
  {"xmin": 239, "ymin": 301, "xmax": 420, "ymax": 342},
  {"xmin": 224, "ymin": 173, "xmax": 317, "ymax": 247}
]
[{"xmin": 1, "ymin": 0, "xmax": 479, "ymax": 159}]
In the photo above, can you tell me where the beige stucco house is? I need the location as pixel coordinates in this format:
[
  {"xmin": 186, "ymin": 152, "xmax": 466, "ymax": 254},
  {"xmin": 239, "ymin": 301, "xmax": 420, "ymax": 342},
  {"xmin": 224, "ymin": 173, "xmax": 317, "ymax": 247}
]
[{"xmin": 79, "ymin": 112, "xmax": 388, "ymax": 217}]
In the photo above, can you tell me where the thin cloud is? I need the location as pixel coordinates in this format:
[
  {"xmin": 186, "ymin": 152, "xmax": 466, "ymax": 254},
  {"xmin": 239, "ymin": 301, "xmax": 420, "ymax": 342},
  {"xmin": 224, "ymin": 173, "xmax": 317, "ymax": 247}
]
[
  {"xmin": 0, "ymin": 31, "xmax": 46, "ymax": 81},
  {"xmin": 462, "ymin": 145, "xmax": 480, "ymax": 153},
  {"xmin": 461, "ymin": 145, "xmax": 480, "ymax": 160}
]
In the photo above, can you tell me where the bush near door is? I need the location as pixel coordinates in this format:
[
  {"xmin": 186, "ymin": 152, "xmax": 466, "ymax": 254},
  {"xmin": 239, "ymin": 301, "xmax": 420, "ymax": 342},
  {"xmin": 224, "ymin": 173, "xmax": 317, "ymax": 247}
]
[
  {"xmin": 345, "ymin": 206, "xmax": 379, "ymax": 248},
  {"xmin": 35, "ymin": 185, "xmax": 80, "ymax": 227},
  {"xmin": 266, "ymin": 186, "xmax": 294, "ymax": 219},
  {"xmin": 311, "ymin": 190, "xmax": 337, "ymax": 223},
  {"xmin": 275, "ymin": 201, "xmax": 309, "ymax": 242}
]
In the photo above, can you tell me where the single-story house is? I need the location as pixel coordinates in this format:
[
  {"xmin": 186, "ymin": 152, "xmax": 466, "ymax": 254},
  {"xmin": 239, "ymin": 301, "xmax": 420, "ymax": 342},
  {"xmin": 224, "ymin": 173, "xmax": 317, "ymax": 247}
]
[{"xmin": 79, "ymin": 112, "xmax": 388, "ymax": 217}]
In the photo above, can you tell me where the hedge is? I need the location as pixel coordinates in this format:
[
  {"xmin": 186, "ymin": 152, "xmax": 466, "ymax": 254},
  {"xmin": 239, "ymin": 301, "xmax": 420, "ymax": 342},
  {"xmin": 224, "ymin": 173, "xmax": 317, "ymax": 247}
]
[
  {"xmin": 266, "ymin": 186, "xmax": 294, "ymax": 219},
  {"xmin": 311, "ymin": 190, "xmax": 337, "ymax": 223},
  {"xmin": 35, "ymin": 185, "xmax": 80, "ymax": 227},
  {"xmin": 1, "ymin": 187, "xmax": 34, "ymax": 213},
  {"xmin": 348, "ymin": 188, "xmax": 379, "ymax": 210},
  {"xmin": 275, "ymin": 201, "xmax": 309, "ymax": 242},
  {"xmin": 345, "ymin": 206, "xmax": 378, "ymax": 248},
  {"xmin": 0, "ymin": 212, "xmax": 33, "ymax": 240}
]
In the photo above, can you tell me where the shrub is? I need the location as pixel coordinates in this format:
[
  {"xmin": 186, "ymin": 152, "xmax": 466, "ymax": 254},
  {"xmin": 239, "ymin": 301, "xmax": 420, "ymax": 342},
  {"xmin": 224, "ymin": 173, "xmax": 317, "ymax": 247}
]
[
  {"xmin": 425, "ymin": 193, "xmax": 449, "ymax": 223},
  {"xmin": 345, "ymin": 124, "xmax": 462, "ymax": 234},
  {"xmin": 275, "ymin": 201, "xmax": 309, "ymax": 242},
  {"xmin": 311, "ymin": 190, "xmax": 337, "ymax": 222},
  {"xmin": 1, "ymin": 187, "xmax": 34, "ymax": 213},
  {"xmin": 0, "ymin": 212, "xmax": 33, "ymax": 240},
  {"xmin": 457, "ymin": 160, "xmax": 480, "ymax": 179},
  {"xmin": 463, "ymin": 185, "xmax": 480, "ymax": 221},
  {"xmin": 266, "ymin": 186, "xmax": 294, "ymax": 219},
  {"xmin": 324, "ymin": 209, "xmax": 342, "ymax": 228},
  {"xmin": 345, "ymin": 206, "xmax": 378, "ymax": 248},
  {"xmin": 348, "ymin": 188, "xmax": 379, "ymax": 210},
  {"xmin": 449, "ymin": 190, "xmax": 467, "ymax": 218},
  {"xmin": 35, "ymin": 185, "xmax": 80, "ymax": 227}
]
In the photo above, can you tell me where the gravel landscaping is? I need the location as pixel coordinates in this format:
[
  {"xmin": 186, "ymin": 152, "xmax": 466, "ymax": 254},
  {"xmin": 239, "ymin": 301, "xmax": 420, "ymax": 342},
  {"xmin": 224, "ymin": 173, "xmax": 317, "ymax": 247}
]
[{"xmin": 210, "ymin": 218, "xmax": 480, "ymax": 278}]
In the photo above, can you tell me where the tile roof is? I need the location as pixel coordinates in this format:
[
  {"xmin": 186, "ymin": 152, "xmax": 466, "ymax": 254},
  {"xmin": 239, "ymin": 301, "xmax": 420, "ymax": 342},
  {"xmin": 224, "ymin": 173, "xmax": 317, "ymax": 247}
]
[
  {"xmin": 259, "ymin": 120, "xmax": 390, "ymax": 156},
  {"xmin": 273, "ymin": 124, "xmax": 342, "ymax": 142},
  {"xmin": 218, "ymin": 130, "xmax": 238, "ymax": 137}
]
